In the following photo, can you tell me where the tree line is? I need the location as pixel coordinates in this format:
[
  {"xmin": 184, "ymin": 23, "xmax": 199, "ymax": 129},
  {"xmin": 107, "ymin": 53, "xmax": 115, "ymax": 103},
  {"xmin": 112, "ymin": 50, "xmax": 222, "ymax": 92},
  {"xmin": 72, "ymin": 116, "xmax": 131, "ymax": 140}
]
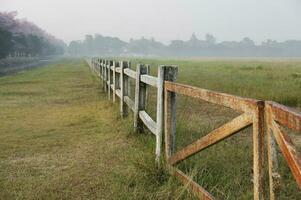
[
  {"xmin": 68, "ymin": 33, "xmax": 301, "ymax": 57},
  {"xmin": 0, "ymin": 11, "xmax": 65, "ymax": 59}
]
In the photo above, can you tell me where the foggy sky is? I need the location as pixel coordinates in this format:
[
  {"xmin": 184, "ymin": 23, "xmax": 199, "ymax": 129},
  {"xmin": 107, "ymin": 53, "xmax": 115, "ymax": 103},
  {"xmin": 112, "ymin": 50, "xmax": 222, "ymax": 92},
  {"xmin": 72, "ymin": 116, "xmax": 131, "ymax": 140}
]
[{"xmin": 1, "ymin": 0, "xmax": 301, "ymax": 44}]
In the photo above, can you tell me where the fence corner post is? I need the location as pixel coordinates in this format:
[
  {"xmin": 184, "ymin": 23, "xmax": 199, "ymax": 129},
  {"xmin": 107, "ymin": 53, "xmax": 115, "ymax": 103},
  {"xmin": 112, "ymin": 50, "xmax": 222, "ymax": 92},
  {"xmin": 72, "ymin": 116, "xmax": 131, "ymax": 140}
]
[
  {"xmin": 266, "ymin": 103, "xmax": 281, "ymax": 200},
  {"xmin": 253, "ymin": 100, "xmax": 265, "ymax": 200}
]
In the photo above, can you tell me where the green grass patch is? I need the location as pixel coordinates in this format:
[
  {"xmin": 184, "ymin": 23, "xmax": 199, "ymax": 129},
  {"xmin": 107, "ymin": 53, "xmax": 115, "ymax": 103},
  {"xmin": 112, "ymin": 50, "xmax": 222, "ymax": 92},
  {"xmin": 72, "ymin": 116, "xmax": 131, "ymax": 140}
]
[
  {"xmin": 0, "ymin": 59, "xmax": 193, "ymax": 199},
  {"xmin": 1, "ymin": 58, "xmax": 301, "ymax": 199}
]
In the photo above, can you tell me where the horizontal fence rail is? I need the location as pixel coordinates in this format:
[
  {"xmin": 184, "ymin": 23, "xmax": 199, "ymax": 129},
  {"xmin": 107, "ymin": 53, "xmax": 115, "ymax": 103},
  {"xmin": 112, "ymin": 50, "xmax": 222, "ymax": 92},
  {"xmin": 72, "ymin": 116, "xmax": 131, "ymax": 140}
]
[
  {"xmin": 86, "ymin": 57, "xmax": 301, "ymax": 200},
  {"xmin": 88, "ymin": 57, "xmax": 177, "ymax": 162},
  {"xmin": 266, "ymin": 101, "xmax": 301, "ymax": 200},
  {"xmin": 164, "ymin": 81, "xmax": 265, "ymax": 200}
]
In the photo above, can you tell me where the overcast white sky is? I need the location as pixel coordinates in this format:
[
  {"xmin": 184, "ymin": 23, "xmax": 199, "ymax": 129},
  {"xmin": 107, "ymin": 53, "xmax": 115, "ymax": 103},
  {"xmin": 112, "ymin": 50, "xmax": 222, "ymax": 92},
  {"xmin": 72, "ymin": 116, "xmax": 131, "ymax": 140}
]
[{"xmin": 1, "ymin": 0, "xmax": 301, "ymax": 44}]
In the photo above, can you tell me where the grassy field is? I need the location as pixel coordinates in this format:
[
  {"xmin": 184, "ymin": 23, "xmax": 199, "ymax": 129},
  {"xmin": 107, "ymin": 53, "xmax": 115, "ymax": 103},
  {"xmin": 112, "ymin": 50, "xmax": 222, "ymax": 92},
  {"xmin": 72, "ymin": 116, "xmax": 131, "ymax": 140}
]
[
  {"xmin": 0, "ymin": 58, "xmax": 301, "ymax": 199},
  {"xmin": 129, "ymin": 58, "xmax": 301, "ymax": 109},
  {"xmin": 0, "ymin": 59, "xmax": 195, "ymax": 199},
  {"xmin": 127, "ymin": 57, "xmax": 301, "ymax": 199}
]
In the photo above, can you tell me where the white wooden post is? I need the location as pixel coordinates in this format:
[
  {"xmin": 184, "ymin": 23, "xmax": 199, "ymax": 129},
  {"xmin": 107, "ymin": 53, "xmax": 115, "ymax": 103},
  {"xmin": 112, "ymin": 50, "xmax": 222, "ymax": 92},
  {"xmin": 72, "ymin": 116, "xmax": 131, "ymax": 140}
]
[
  {"xmin": 105, "ymin": 60, "xmax": 109, "ymax": 92},
  {"xmin": 144, "ymin": 64, "xmax": 150, "ymax": 109},
  {"xmin": 100, "ymin": 59, "xmax": 104, "ymax": 80},
  {"xmin": 108, "ymin": 61, "xmax": 112, "ymax": 100},
  {"xmin": 157, "ymin": 66, "xmax": 178, "ymax": 162},
  {"xmin": 134, "ymin": 64, "xmax": 148, "ymax": 133},
  {"xmin": 120, "ymin": 61, "xmax": 129, "ymax": 118},
  {"xmin": 103, "ymin": 60, "xmax": 107, "ymax": 91},
  {"xmin": 112, "ymin": 61, "xmax": 116, "ymax": 102},
  {"xmin": 97, "ymin": 59, "xmax": 101, "ymax": 77},
  {"xmin": 115, "ymin": 61, "xmax": 120, "ymax": 89},
  {"xmin": 127, "ymin": 61, "xmax": 131, "ymax": 98}
]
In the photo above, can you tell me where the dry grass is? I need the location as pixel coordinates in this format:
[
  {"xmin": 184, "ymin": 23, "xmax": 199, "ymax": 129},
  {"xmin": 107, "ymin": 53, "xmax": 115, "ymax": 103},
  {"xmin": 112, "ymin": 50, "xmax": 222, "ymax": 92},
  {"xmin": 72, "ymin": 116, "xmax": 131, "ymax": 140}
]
[
  {"xmin": 0, "ymin": 59, "xmax": 195, "ymax": 199},
  {"xmin": 1, "ymin": 58, "xmax": 301, "ymax": 199}
]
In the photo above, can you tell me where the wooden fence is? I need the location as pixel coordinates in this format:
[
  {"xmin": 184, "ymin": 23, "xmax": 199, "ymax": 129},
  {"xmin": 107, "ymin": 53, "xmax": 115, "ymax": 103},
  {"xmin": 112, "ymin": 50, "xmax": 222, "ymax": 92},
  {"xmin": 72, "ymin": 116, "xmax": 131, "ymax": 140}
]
[
  {"xmin": 87, "ymin": 57, "xmax": 301, "ymax": 200},
  {"xmin": 89, "ymin": 57, "xmax": 177, "ymax": 162}
]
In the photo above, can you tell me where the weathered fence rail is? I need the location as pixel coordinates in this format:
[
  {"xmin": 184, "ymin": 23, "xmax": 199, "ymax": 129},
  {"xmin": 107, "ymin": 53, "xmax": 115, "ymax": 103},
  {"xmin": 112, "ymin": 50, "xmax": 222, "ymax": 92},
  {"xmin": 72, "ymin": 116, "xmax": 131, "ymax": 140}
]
[
  {"xmin": 89, "ymin": 57, "xmax": 177, "ymax": 162},
  {"xmin": 86, "ymin": 57, "xmax": 301, "ymax": 200}
]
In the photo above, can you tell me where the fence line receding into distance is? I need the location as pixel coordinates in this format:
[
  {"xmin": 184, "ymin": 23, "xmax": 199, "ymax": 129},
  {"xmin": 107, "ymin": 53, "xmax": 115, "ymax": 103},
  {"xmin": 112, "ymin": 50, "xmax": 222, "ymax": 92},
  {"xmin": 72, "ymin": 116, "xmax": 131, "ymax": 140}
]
[{"xmin": 86, "ymin": 57, "xmax": 301, "ymax": 200}]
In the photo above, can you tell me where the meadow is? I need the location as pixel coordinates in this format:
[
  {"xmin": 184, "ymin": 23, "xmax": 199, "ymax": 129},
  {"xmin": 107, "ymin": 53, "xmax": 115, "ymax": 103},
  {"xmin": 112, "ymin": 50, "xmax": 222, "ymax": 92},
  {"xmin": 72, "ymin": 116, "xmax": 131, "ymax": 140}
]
[{"xmin": 0, "ymin": 58, "xmax": 301, "ymax": 199}]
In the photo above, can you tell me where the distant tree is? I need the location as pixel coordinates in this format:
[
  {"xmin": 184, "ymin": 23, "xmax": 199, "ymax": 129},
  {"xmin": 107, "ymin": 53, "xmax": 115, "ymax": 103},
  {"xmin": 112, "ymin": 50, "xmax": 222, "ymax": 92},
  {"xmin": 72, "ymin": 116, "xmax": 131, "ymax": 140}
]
[
  {"xmin": 205, "ymin": 34, "xmax": 216, "ymax": 45},
  {"xmin": 0, "ymin": 28, "xmax": 13, "ymax": 58},
  {"xmin": 262, "ymin": 39, "xmax": 278, "ymax": 47},
  {"xmin": 0, "ymin": 11, "xmax": 65, "ymax": 56},
  {"xmin": 68, "ymin": 41, "xmax": 81, "ymax": 55},
  {"xmin": 189, "ymin": 33, "xmax": 198, "ymax": 43},
  {"xmin": 240, "ymin": 37, "xmax": 255, "ymax": 46}
]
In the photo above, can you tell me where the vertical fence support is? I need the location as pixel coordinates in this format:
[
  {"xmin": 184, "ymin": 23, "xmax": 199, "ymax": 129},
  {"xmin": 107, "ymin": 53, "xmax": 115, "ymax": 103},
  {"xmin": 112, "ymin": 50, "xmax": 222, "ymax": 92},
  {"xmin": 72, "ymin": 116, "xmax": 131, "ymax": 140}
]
[
  {"xmin": 253, "ymin": 101, "xmax": 265, "ymax": 200},
  {"xmin": 101, "ymin": 60, "xmax": 104, "ymax": 86},
  {"xmin": 127, "ymin": 61, "xmax": 131, "ymax": 98},
  {"xmin": 120, "ymin": 61, "xmax": 128, "ymax": 118},
  {"xmin": 115, "ymin": 61, "xmax": 120, "ymax": 99},
  {"xmin": 108, "ymin": 61, "xmax": 112, "ymax": 100},
  {"xmin": 101, "ymin": 60, "xmax": 103, "ymax": 83},
  {"xmin": 164, "ymin": 67, "xmax": 178, "ymax": 160},
  {"xmin": 96, "ymin": 59, "xmax": 99, "ymax": 76},
  {"xmin": 104, "ymin": 60, "xmax": 108, "ymax": 92},
  {"xmin": 144, "ymin": 64, "xmax": 150, "ymax": 108},
  {"xmin": 91, "ymin": 58, "xmax": 94, "ymax": 71},
  {"xmin": 266, "ymin": 104, "xmax": 281, "ymax": 200},
  {"xmin": 99, "ymin": 59, "xmax": 102, "ymax": 79},
  {"xmin": 134, "ymin": 64, "xmax": 148, "ymax": 133},
  {"xmin": 98, "ymin": 59, "xmax": 101, "ymax": 77},
  {"xmin": 156, "ymin": 66, "xmax": 178, "ymax": 162},
  {"xmin": 112, "ymin": 61, "xmax": 116, "ymax": 102}
]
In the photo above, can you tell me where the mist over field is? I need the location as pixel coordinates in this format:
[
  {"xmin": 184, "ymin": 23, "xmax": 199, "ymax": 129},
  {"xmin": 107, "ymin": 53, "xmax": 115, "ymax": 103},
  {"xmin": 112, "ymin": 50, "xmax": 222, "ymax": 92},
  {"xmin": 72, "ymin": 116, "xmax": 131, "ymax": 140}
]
[
  {"xmin": 1, "ymin": 1, "xmax": 301, "ymax": 200},
  {"xmin": 1, "ymin": 0, "xmax": 301, "ymax": 58}
]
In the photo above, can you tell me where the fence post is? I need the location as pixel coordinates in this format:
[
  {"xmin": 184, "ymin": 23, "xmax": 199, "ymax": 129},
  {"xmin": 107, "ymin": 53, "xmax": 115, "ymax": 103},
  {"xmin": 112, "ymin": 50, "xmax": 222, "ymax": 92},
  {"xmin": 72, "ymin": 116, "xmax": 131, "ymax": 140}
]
[
  {"xmin": 100, "ymin": 59, "xmax": 103, "ymax": 80},
  {"xmin": 120, "ymin": 61, "xmax": 129, "ymax": 118},
  {"xmin": 115, "ymin": 61, "xmax": 120, "ymax": 100},
  {"xmin": 99, "ymin": 59, "xmax": 101, "ymax": 79},
  {"xmin": 107, "ymin": 61, "xmax": 112, "ymax": 100},
  {"xmin": 266, "ymin": 104, "xmax": 281, "ymax": 200},
  {"xmin": 127, "ymin": 61, "xmax": 131, "ymax": 98},
  {"xmin": 156, "ymin": 66, "xmax": 178, "ymax": 162},
  {"xmin": 253, "ymin": 101, "xmax": 265, "ymax": 200},
  {"xmin": 105, "ymin": 60, "xmax": 109, "ymax": 93},
  {"xmin": 144, "ymin": 64, "xmax": 150, "ymax": 108},
  {"xmin": 163, "ymin": 66, "xmax": 178, "ymax": 160},
  {"xmin": 134, "ymin": 64, "xmax": 148, "ymax": 133},
  {"xmin": 106, "ymin": 60, "xmax": 110, "ymax": 93},
  {"xmin": 98, "ymin": 59, "xmax": 101, "ymax": 77},
  {"xmin": 103, "ymin": 60, "xmax": 107, "ymax": 91},
  {"xmin": 94, "ymin": 58, "xmax": 98, "ymax": 76},
  {"xmin": 112, "ymin": 61, "xmax": 116, "ymax": 102}
]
